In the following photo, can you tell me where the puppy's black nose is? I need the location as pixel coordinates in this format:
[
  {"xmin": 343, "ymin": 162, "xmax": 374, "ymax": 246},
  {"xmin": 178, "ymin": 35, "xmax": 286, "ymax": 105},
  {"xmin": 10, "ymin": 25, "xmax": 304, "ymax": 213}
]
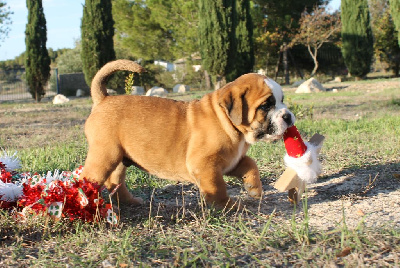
[{"xmin": 282, "ymin": 113, "xmax": 292, "ymax": 125}]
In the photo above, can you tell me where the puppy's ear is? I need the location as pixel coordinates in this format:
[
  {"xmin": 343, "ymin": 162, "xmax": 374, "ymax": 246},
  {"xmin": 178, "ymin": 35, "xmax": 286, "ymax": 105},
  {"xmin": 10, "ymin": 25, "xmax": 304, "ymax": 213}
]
[{"xmin": 219, "ymin": 86, "xmax": 244, "ymax": 126}]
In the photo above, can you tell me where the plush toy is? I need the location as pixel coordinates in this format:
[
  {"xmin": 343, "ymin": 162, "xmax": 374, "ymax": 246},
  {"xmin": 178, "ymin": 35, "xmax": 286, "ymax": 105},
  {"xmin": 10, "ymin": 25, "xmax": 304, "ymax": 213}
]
[
  {"xmin": 0, "ymin": 151, "xmax": 118, "ymax": 224},
  {"xmin": 274, "ymin": 125, "xmax": 325, "ymax": 204}
]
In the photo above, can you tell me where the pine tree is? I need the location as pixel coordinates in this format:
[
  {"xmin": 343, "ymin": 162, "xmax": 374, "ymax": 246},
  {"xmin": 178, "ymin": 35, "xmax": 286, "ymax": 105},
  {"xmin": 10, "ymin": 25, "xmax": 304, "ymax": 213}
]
[
  {"xmin": 226, "ymin": 0, "xmax": 254, "ymax": 82},
  {"xmin": 389, "ymin": 0, "xmax": 400, "ymax": 47},
  {"xmin": 81, "ymin": 0, "xmax": 116, "ymax": 86},
  {"xmin": 25, "ymin": 0, "xmax": 50, "ymax": 102},
  {"xmin": 113, "ymin": 0, "xmax": 199, "ymax": 61},
  {"xmin": 341, "ymin": 0, "xmax": 374, "ymax": 79}
]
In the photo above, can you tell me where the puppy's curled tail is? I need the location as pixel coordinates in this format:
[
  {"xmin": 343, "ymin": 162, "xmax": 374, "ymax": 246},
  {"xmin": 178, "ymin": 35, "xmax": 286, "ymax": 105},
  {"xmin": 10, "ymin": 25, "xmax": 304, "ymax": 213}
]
[{"xmin": 91, "ymin": 59, "xmax": 145, "ymax": 107}]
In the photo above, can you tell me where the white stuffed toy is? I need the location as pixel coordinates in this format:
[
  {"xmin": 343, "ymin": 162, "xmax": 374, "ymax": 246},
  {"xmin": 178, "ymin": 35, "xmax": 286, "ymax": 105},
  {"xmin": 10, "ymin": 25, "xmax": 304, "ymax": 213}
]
[{"xmin": 274, "ymin": 125, "xmax": 325, "ymax": 203}]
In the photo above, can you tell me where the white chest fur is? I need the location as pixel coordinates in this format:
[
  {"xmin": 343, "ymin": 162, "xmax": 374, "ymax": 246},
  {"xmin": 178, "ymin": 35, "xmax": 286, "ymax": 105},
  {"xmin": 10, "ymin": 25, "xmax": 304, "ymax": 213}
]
[{"xmin": 223, "ymin": 138, "xmax": 246, "ymax": 174}]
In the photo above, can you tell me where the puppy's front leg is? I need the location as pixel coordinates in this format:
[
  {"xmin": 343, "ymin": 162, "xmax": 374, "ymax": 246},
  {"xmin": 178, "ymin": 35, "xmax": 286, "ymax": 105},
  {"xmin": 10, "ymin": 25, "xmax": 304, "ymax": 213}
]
[
  {"xmin": 227, "ymin": 156, "xmax": 263, "ymax": 199},
  {"xmin": 191, "ymin": 168, "xmax": 236, "ymax": 209}
]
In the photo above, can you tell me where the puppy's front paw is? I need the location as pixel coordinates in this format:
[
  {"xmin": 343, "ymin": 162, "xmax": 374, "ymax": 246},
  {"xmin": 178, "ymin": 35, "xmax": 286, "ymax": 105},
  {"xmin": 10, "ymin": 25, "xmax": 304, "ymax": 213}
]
[
  {"xmin": 214, "ymin": 197, "xmax": 244, "ymax": 211},
  {"xmin": 119, "ymin": 195, "xmax": 144, "ymax": 206},
  {"xmin": 244, "ymin": 183, "xmax": 263, "ymax": 199},
  {"xmin": 205, "ymin": 196, "xmax": 243, "ymax": 211},
  {"xmin": 129, "ymin": 196, "xmax": 144, "ymax": 206}
]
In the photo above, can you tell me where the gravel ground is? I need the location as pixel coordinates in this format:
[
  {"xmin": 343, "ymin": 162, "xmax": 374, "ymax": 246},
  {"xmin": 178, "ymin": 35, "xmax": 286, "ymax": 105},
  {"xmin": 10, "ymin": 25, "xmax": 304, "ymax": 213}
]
[
  {"xmin": 262, "ymin": 168, "xmax": 400, "ymax": 230},
  {"xmin": 137, "ymin": 163, "xmax": 400, "ymax": 231}
]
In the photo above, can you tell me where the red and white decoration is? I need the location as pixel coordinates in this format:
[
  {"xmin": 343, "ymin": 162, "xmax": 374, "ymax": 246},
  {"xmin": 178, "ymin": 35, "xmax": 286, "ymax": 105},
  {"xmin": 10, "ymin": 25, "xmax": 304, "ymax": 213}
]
[
  {"xmin": 0, "ymin": 151, "xmax": 118, "ymax": 224},
  {"xmin": 283, "ymin": 125, "xmax": 322, "ymax": 184}
]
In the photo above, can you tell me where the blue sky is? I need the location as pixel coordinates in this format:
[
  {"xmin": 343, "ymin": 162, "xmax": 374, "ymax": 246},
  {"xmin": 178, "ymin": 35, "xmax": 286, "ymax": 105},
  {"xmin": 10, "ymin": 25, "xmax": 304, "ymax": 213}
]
[
  {"xmin": 0, "ymin": 0, "xmax": 341, "ymax": 62},
  {"xmin": 0, "ymin": 0, "xmax": 84, "ymax": 61}
]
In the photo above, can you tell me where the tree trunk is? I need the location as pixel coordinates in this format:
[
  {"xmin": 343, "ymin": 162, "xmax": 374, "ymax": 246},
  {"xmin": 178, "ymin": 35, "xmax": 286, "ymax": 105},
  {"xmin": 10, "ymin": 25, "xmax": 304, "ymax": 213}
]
[
  {"xmin": 274, "ymin": 50, "xmax": 282, "ymax": 80},
  {"xmin": 288, "ymin": 49, "xmax": 304, "ymax": 79},
  {"xmin": 394, "ymin": 61, "xmax": 400, "ymax": 77},
  {"xmin": 265, "ymin": 52, "xmax": 270, "ymax": 75},
  {"xmin": 214, "ymin": 75, "xmax": 227, "ymax": 90},
  {"xmin": 283, "ymin": 43, "xmax": 290, "ymax": 85},
  {"xmin": 311, "ymin": 60, "xmax": 319, "ymax": 77},
  {"xmin": 308, "ymin": 45, "xmax": 319, "ymax": 77},
  {"xmin": 35, "ymin": 90, "xmax": 41, "ymax": 102},
  {"xmin": 204, "ymin": 70, "xmax": 212, "ymax": 89}
]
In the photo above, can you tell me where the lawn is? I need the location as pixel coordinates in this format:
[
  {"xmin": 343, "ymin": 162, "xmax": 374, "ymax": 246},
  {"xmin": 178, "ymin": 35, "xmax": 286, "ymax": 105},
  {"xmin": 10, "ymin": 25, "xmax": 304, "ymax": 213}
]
[{"xmin": 0, "ymin": 77, "xmax": 399, "ymax": 267}]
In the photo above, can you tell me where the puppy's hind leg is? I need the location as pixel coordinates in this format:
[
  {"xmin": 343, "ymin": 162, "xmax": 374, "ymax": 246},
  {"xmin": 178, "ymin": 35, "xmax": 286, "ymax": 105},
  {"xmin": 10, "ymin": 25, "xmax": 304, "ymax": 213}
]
[
  {"xmin": 80, "ymin": 146, "xmax": 121, "ymax": 185},
  {"xmin": 227, "ymin": 156, "xmax": 263, "ymax": 199},
  {"xmin": 105, "ymin": 162, "xmax": 143, "ymax": 206}
]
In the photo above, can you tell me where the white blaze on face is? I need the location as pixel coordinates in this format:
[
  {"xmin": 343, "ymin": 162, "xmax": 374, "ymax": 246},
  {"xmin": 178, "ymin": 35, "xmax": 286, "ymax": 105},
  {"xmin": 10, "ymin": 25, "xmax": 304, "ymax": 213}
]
[
  {"xmin": 264, "ymin": 78, "xmax": 295, "ymax": 136},
  {"xmin": 264, "ymin": 78, "xmax": 285, "ymax": 108}
]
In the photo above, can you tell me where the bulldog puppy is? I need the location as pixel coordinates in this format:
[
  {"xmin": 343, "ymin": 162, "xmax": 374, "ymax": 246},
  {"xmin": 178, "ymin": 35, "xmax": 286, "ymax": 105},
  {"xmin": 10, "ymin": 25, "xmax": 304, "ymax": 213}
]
[{"xmin": 80, "ymin": 60, "xmax": 295, "ymax": 209}]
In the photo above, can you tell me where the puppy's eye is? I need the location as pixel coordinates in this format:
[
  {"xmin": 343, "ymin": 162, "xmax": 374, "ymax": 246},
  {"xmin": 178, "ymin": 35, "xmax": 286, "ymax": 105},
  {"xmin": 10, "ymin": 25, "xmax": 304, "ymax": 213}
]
[
  {"xmin": 259, "ymin": 104, "xmax": 269, "ymax": 111},
  {"xmin": 259, "ymin": 96, "xmax": 275, "ymax": 111}
]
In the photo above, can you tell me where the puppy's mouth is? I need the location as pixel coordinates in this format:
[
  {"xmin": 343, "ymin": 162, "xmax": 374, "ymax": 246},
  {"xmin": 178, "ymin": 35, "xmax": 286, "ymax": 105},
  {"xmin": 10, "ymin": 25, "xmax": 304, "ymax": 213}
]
[
  {"xmin": 256, "ymin": 122, "xmax": 275, "ymax": 139},
  {"xmin": 256, "ymin": 128, "xmax": 284, "ymax": 141},
  {"xmin": 256, "ymin": 111, "xmax": 295, "ymax": 141},
  {"xmin": 255, "ymin": 122, "xmax": 282, "ymax": 141},
  {"xmin": 258, "ymin": 132, "xmax": 283, "ymax": 141},
  {"xmin": 256, "ymin": 132, "xmax": 267, "ymax": 140}
]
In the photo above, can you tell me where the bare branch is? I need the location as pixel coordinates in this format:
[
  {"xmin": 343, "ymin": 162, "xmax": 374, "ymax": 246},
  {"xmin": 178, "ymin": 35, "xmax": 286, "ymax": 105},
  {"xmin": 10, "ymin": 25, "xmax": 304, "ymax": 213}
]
[{"xmin": 290, "ymin": 5, "xmax": 341, "ymax": 75}]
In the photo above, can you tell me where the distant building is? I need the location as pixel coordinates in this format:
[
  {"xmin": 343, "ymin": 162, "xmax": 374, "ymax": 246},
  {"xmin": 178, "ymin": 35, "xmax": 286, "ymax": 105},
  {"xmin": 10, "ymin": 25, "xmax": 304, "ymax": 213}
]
[
  {"xmin": 154, "ymin": 60, "xmax": 176, "ymax": 72},
  {"xmin": 155, "ymin": 53, "xmax": 202, "ymax": 73}
]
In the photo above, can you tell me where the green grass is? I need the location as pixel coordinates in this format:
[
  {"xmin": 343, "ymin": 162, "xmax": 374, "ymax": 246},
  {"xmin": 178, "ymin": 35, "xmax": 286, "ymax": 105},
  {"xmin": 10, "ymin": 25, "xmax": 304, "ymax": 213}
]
[
  {"xmin": 17, "ymin": 142, "xmax": 88, "ymax": 173},
  {"xmin": 391, "ymin": 97, "xmax": 400, "ymax": 106},
  {"xmin": 1, "ymin": 205, "xmax": 398, "ymax": 266},
  {"xmin": 1, "ymin": 77, "xmax": 399, "ymax": 266}
]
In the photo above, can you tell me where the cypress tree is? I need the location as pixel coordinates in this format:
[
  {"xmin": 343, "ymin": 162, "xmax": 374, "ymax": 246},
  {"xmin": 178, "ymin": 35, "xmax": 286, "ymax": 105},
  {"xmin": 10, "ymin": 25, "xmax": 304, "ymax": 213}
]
[
  {"xmin": 389, "ymin": 0, "xmax": 400, "ymax": 47},
  {"xmin": 341, "ymin": 0, "xmax": 374, "ymax": 79},
  {"xmin": 199, "ymin": 0, "xmax": 232, "ymax": 86},
  {"xmin": 199, "ymin": 0, "xmax": 254, "ymax": 87},
  {"xmin": 25, "ymin": 0, "xmax": 50, "ymax": 102},
  {"xmin": 226, "ymin": 0, "xmax": 254, "ymax": 82},
  {"xmin": 81, "ymin": 0, "xmax": 116, "ymax": 86}
]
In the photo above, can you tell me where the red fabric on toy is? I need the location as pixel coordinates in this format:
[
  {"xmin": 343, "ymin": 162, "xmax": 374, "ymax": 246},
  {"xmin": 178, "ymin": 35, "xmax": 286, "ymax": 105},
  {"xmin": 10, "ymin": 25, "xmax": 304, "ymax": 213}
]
[{"xmin": 283, "ymin": 125, "xmax": 307, "ymax": 158}]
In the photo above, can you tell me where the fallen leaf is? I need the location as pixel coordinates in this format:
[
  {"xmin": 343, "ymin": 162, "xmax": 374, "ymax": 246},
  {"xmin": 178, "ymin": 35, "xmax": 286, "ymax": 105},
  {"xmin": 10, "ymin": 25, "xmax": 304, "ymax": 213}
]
[
  {"xmin": 357, "ymin": 209, "xmax": 365, "ymax": 216},
  {"xmin": 393, "ymin": 174, "xmax": 400, "ymax": 179},
  {"xmin": 336, "ymin": 247, "xmax": 352, "ymax": 257}
]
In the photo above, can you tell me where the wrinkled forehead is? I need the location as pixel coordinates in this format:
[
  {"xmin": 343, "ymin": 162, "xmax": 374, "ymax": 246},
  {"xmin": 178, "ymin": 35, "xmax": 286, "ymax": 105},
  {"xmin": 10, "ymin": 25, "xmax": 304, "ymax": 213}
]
[{"xmin": 264, "ymin": 78, "xmax": 283, "ymax": 101}]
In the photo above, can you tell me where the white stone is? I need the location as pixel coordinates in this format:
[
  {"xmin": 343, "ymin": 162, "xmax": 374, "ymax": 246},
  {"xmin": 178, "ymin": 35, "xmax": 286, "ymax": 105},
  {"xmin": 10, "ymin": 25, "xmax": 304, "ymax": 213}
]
[
  {"xmin": 107, "ymin": 89, "xmax": 117, "ymax": 95},
  {"xmin": 333, "ymin": 77, "xmax": 342, "ymax": 83},
  {"xmin": 192, "ymin": 65, "xmax": 201, "ymax": 72},
  {"xmin": 76, "ymin": 89, "xmax": 84, "ymax": 97},
  {"xmin": 146, "ymin": 86, "xmax": 168, "ymax": 97},
  {"xmin": 332, "ymin": 88, "xmax": 338, "ymax": 93},
  {"xmin": 52, "ymin": 94, "xmax": 70, "ymax": 105},
  {"xmin": 131, "ymin": 86, "xmax": 145, "ymax": 95},
  {"xmin": 295, "ymin": 78, "xmax": 326, "ymax": 93},
  {"xmin": 257, "ymin": 69, "xmax": 266, "ymax": 75},
  {"xmin": 327, "ymin": 77, "xmax": 342, "ymax": 83},
  {"xmin": 173, "ymin": 84, "xmax": 190, "ymax": 93}
]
